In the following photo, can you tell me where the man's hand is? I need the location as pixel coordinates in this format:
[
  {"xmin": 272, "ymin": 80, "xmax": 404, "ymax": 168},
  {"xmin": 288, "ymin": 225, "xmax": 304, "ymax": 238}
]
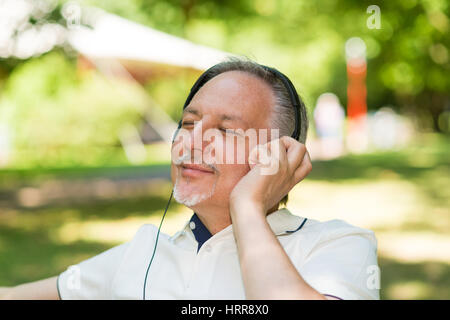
[
  {"xmin": 229, "ymin": 136, "xmax": 312, "ymax": 215},
  {"xmin": 228, "ymin": 137, "xmax": 325, "ymax": 299}
]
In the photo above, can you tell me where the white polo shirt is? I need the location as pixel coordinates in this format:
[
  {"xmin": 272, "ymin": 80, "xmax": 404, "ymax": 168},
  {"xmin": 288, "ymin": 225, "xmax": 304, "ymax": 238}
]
[{"xmin": 57, "ymin": 208, "xmax": 380, "ymax": 300}]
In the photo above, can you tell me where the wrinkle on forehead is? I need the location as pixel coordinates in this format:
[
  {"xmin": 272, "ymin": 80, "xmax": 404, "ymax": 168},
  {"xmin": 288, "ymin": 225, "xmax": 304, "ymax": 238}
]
[{"xmin": 183, "ymin": 107, "xmax": 249, "ymax": 127}]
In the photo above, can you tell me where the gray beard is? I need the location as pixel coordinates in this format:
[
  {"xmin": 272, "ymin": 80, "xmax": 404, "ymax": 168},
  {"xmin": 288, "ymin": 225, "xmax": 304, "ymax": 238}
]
[{"xmin": 173, "ymin": 178, "xmax": 217, "ymax": 207}]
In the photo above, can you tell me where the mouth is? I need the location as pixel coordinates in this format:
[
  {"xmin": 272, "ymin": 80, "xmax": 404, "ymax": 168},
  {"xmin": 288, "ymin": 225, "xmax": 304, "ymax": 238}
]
[{"xmin": 180, "ymin": 163, "xmax": 215, "ymax": 178}]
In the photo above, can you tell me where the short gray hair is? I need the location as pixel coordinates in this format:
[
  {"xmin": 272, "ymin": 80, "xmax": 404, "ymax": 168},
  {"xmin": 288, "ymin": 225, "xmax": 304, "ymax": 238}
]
[{"xmin": 195, "ymin": 57, "xmax": 309, "ymax": 144}]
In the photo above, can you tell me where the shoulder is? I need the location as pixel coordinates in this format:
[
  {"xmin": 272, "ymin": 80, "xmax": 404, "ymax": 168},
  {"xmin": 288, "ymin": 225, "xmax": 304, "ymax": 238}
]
[
  {"xmin": 302, "ymin": 218, "xmax": 377, "ymax": 250},
  {"xmin": 130, "ymin": 223, "xmax": 169, "ymax": 242},
  {"xmin": 295, "ymin": 218, "xmax": 380, "ymax": 299},
  {"xmin": 124, "ymin": 223, "xmax": 172, "ymax": 253},
  {"xmin": 285, "ymin": 215, "xmax": 378, "ymax": 263},
  {"xmin": 133, "ymin": 223, "xmax": 159, "ymax": 239}
]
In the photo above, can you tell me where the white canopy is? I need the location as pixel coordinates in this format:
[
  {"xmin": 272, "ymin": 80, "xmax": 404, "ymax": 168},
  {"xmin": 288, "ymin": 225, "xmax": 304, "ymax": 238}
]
[
  {"xmin": 66, "ymin": 8, "xmax": 234, "ymax": 146},
  {"xmin": 67, "ymin": 9, "xmax": 231, "ymax": 72}
]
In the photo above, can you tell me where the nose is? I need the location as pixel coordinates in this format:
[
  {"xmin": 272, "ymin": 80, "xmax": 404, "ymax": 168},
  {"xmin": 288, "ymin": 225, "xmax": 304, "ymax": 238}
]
[
  {"xmin": 190, "ymin": 120, "xmax": 205, "ymax": 151},
  {"xmin": 182, "ymin": 120, "xmax": 209, "ymax": 164},
  {"xmin": 188, "ymin": 120, "xmax": 220, "ymax": 164},
  {"xmin": 172, "ymin": 119, "xmax": 222, "ymax": 165}
]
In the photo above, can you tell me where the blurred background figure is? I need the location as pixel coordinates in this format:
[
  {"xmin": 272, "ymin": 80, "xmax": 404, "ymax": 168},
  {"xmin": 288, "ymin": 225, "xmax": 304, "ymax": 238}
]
[
  {"xmin": 368, "ymin": 107, "xmax": 413, "ymax": 150},
  {"xmin": 313, "ymin": 93, "xmax": 345, "ymax": 159},
  {"xmin": 345, "ymin": 37, "xmax": 369, "ymax": 154}
]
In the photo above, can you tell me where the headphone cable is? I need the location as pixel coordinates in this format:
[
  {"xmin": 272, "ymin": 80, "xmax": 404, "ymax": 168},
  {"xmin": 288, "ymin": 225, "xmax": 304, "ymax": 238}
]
[{"xmin": 143, "ymin": 189, "xmax": 173, "ymax": 300}]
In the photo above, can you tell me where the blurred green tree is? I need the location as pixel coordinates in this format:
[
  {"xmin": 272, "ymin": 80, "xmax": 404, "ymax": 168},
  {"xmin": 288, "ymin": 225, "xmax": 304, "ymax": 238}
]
[
  {"xmin": 0, "ymin": 0, "xmax": 448, "ymax": 169},
  {"xmin": 0, "ymin": 51, "xmax": 149, "ymax": 167},
  {"xmin": 82, "ymin": 0, "xmax": 449, "ymax": 131}
]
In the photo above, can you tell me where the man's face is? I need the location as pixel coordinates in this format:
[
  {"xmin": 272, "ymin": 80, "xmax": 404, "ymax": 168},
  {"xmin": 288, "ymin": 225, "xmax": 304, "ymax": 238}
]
[{"xmin": 170, "ymin": 71, "xmax": 275, "ymax": 211}]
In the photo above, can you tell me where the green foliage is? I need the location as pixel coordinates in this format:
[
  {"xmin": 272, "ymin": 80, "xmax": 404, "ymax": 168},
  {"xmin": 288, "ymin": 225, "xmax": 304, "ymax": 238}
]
[
  {"xmin": 1, "ymin": 51, "xmax": 149, "ymax": 167},
  {"xmin": 1, "ymin": 0, "xmax": 449, "ymax": 168},
  {"xmin": 144, "ymin": 72, "xmax": 199, "ymax": 121},
  {"xmin": 0, "ymin": 135, "xmax": 448, "ymax": 298},
  {"xmin": 83, "ymin": 0, "xmax": 449, "ymax": 128}
]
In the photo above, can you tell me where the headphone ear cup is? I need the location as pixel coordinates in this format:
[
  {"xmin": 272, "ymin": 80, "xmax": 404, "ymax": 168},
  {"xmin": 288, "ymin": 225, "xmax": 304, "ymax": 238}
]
[{"xmin": 259, "ymin": 64, "xmax": 302, "ymax": 141}]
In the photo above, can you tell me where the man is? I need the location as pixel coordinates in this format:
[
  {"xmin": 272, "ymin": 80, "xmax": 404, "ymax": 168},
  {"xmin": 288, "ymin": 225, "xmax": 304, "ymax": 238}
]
[{"xmin": 0, "ymin": 58, "xmax": 379, "ymax": 300}]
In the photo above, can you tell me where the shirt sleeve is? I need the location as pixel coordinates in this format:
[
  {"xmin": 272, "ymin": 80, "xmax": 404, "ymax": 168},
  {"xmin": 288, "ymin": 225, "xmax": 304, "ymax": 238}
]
[
  {"xmin": 57, "ymin": 242, "xmax": 129, "ymax": 300},
  {"xmin": 300, "ymin": 220, "xmax": 380, "ymax": 300}
]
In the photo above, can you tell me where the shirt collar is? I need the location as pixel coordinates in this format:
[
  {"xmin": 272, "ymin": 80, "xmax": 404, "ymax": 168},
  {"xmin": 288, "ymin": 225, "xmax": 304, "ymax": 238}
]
[
  {"xmin": 266, "ymin": 207, "xmax": 308, "ymax": 235},
  {"xmin": 189, "ymin": 213, "xmax": 212, "ymax": 252},
  {"xmin": 169, "ymin": 208, "xmax": 308, "ymax": 244}
]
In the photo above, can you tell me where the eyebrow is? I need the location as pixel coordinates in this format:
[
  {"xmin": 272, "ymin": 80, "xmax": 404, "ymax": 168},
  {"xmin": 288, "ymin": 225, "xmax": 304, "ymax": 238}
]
[
  {"xmin": 220, "ymin": 113, "xmax": 243, "ymax": 122},
  {"xmin": 184, "ymin": 108, "xmax": 200, "ymax": 116},
  {"xmin": 183, "ymin": 108, "xmax": 246, "ymax": 125}
]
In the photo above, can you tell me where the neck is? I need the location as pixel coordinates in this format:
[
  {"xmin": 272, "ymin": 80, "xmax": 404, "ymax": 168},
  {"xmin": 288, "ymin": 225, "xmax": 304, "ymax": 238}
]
[
  {"xmin": 190, "ymin": 202, "xmax": 281, "ymax": 235},
  {"xmin": 192, "ymin": 203, "xmax": 231, "ymax": 235}
]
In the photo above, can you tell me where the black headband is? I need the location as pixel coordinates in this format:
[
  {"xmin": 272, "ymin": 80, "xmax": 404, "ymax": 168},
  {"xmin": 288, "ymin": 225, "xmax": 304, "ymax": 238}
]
[{"xmin": 176, "ymin": 63, "xmax": 302, "ymax": 141}]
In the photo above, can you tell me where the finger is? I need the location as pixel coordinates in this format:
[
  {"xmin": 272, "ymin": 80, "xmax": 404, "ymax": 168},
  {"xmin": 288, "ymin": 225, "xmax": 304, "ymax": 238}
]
[
  {"xmin": 280, "ymin": 136, "xmax": 307, "ymax": 172},
  {"xmin": 248, "ymin": 144, "xmax": 260, "ymax": 169},
  {"xmin": 268, "ymin": 138, "xmax": 287, "ymax": 165},
  {"xmin": 264, "ymin": 139, "xmax": 287, "ymax": 176},
  {"xmin": 248, "ymin": 144, "xmax": 273, "ymax": 169},
  {"xmin": 293, "ymin": 150, "xmax": 312, "ymax": 183},
  {"xmin": 248, "ymin": 139, "xmax": 286, "ymax": 173}
]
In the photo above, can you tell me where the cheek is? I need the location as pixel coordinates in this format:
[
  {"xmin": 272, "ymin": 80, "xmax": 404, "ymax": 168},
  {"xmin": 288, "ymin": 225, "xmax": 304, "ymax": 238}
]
[
  {"xmin": 216, "ymin": 163, "xmax": 249, "ymax": 194},
  {"xmin": 205, "ymin": 133, "xmax": 254, "ymax": 166},
  {"xmin": 211, "ymin": 138, "xmax": 250, "ymax": 198},
  {"xmin": 219, "ymin": 136, "xmax": 250, "ymax": 165}
]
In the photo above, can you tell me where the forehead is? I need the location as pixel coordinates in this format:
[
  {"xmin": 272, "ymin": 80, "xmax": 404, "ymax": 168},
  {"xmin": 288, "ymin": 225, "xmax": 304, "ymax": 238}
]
[{"xmin": 184, "ymin": 71, "xmax": 274, "ymax": 127}]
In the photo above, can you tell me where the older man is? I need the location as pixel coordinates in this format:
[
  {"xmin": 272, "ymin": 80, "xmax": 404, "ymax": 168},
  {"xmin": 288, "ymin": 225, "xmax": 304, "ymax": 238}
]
[{"xmin": 0, "ymin": 58, "xmax": 379, "ymax": 300}]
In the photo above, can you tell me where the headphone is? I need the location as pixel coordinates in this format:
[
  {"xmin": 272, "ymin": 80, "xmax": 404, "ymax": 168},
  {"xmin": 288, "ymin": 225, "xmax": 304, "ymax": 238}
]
[{"xmin": 142, "ymin": 63, "xmax": 304, "ymax": 300}]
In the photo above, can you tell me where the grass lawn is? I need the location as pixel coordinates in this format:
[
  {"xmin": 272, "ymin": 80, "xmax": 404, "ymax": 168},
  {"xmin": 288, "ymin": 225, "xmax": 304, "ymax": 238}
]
[{"xmin": 0, "ymin": 133, "xmax": 448, "ymax": 299}]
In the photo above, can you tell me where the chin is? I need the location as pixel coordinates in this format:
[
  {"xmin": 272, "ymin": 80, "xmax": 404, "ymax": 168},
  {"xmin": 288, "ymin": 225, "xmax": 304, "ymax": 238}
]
[{"xmin": 173, "ymin": 179, "xmax": 217, "ymax": 208}]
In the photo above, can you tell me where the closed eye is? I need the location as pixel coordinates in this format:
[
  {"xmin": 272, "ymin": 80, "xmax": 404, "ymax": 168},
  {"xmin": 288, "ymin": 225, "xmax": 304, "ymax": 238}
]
[
  {"xmin": 221, "ymin": 128, "xmax": 241, "ymax": 136},
  {"xmin": 181, "ymin": 121, "xmax": 194, "ymax": 128},
  {"xmin": 220, "ymin": 127, "xmax": 238, "ymax": 134}
]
